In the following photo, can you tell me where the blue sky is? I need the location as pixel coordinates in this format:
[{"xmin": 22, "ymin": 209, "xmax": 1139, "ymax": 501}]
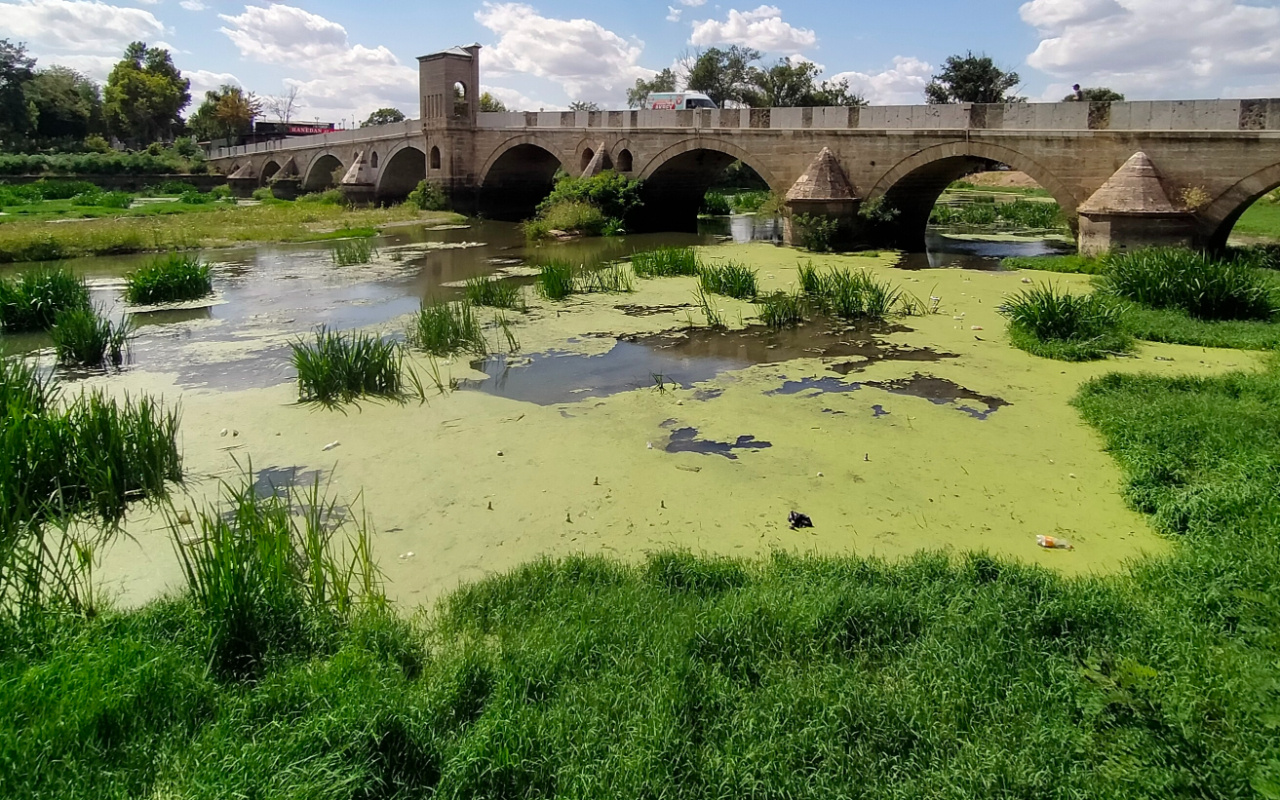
[{"xmin": 5, "ymin": 0, "xmax": 1280, "ymax": 125}]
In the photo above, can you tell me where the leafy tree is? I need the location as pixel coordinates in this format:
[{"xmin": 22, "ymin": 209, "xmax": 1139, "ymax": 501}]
[
  {"xmin": 104, "ymin": 42, "xmax": 191, "ymax": 146},
  {"xmin": 479, "ymin": 92, "xmax": 508, "ymax": 112},
  {"xmin": 627, "ymin": 68, "xmax": 677, "ymax": 107},
  {"xmin": 361, "ymin": 107, "xmax": 405, "ymax": 127},
  {"xmin": 925, "ymin": 52, "xmax": 1021, "ymax": 104},
  {"xmin": 745, "ymin": 58, "xmax": 867, "ymax": 108},
  {"xmin": 187, "ymin": 85, "xmax": 260, "ymax": 141},
  {"xmin": 685, "ymin": 46, "xmax": 760, "ymax": 107},
  {"xmin": 26, "ymin": 66, "xmax": 104, "ymax": 143},
  {"xmin": 1064, "ymin": 85, "xmax": 1125, "ymax": 102},
  {"xmin": 568, "ymin": 100, "xmax": 601, "ymax": 112},
  {"xmin": 0, "ymin": 39, "xmax": 36, "ymax": 146}
]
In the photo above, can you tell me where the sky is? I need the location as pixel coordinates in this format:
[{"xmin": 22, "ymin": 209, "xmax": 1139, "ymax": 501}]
[{"xmin": 5, "ymin": 0, "xmax": 1280, "ymax": 127}]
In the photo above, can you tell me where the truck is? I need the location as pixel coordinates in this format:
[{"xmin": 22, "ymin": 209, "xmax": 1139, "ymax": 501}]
[{"xmin": 640, "ymin": 92, "xmax": 718, "ymax": 110}]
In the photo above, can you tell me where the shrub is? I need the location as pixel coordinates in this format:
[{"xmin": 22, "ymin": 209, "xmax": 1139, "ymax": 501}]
[
  {"xmin": 50, "ymin": 308, "xmax": 131, "ymax": 367},
  {"xmin": 729, "ymin": 191, "xmax": 771, "ymax": 214},
  {"xmin": 1000, "ymin": 283, "xmax": 1132, "ymax": 361},
  {"xmin": 701, "ymin": 191, "xmax": 731, "ymax": 216},
  {"xmin": 298, "ymin": 189, "xmax": 346, "ymax": 206},
  {"xmin": 94, "ymin": 191, "xmax": 134, "ymax": 209},
  {"xmin": 405, "ymin": 180, "xmax": 448, "ymax": 211},
  {"xmin": 1102, "ymin": 248, "xmax": 1278, "ymax": 321},
  {"xmin": 631, "ymin": 247, "xmax": 700, "ymax": 278},
  {"xmin": 699, "ymin": 261, "xmax": 758, "ymax": 299},
  {"xmin": 124, "ymin": 253, "xmax": 213, "ymax": 305},
  {"xmin": 0, "ymin": 265, "xmax": 91, "ymax": 331},
  {"xmin": 525, "ymin": 200, "xmax": 607, "ymax": 239},
  {"xmin": 407, "ymin": 300, "xmax": 487, "ymax": 357},
  {"xmin": 250, "ymin": 187, "xmax": 274, "ymax": 202},
  {"xmin": 536, "ymin": 171, "xmax": 642, "ymax": 222},
  {"xmin": 178, "ymin": 190, "xmax": 214, "ymax": 205},
  {"xmin": 291, "ymin": 327, "xmax": 405, "ymax": 404},
  {"xmin": 793, "ymin": 213, "xmax": 841, "ymax": 252}
]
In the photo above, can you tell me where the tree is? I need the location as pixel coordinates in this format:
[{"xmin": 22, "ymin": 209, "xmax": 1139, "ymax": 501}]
[
  {"xmin": 568, "ymin": 100, "xmax": 600, "ymax": 112},
  {"xmin": 361, "ymin": 107, "xmax": 405, "ymax": 127},
  {"xmin": 684, "ymin": 46, "xmax": 760, "ymax": 107},
  {"xmin": 1063, "ymin": 85, "xmax": 1125, "ymax": 102},
  {"xmin": 263, "ymin": 85, "xmax": 302, "ymax": 124},
  {"xmin": 104, "ymin": 42, "xmax": 191, "ymax": 146},
  {"xmin": 925, "ymin": 52, "xmax": 1021, "ymax": 104},
  {"xmin": 187, "ymin": 85, "xmax": 261, "ymax": 141},
  {"xmin": 744, "ymin": 58, "xmax": 867, "ymax": 108},
  {"xmin": 0, "ymin": 39, "xmax": 36, "ymax": 146},
  {"xmin": 479, "ymin": 92, "xmax": 508, "ymax": 112},
  {"xmin": 26, "ymin": 66, "xmax": 103, "ymax": 143},
  {"xmin": 627, "ymin": 68, "xmax": 677, "ymax": 108}
]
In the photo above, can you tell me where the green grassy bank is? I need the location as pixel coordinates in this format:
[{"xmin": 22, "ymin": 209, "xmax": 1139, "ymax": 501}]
[{"xmin": 3, "ymin": 355, "xmax": 1279, "ymax": 797}]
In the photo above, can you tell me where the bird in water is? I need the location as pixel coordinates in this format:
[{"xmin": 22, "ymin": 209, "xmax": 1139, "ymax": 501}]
[{"xmin": 789, "ymin": 511, "xmax": 814, "ymax": 530}]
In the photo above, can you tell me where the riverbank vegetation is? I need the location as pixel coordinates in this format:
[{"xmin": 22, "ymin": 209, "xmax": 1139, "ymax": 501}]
[
  {"xmin": 1001, "ymin": 283, "xmax": 1132, "ymax": 361},
  {"xmin": 124, "ymin": 253, "xmax": 213, "ymax": 305},
  {"xmin": 930, "ymin": 198, "xmax": 1066, "ymax": 231},
  {"xmin": 291, "ymin": 327, "xmax": 406, "ymax": 405},
  {"xmin": 524, "ymin": 172, "xmax": 641, "ymax": 240},
  {"xmin": 50, "ymin": 307, "xmax": 131, "ymax": 367},
  {"xmin": 4, "ymin": 350, "xmax": 1280, "ymax": 796},
  {"xmin": 0, "ymin": 264, "xmax": 91, "ymax": 330}
]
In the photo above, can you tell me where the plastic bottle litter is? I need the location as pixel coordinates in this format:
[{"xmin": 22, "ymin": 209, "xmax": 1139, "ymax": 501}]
[
  {"xmin": 1037, "ymin": 535, "xmax": 1074, "ymax": 550},
  {"xmin": 322, "ymin": 441, "xmax": 341, "ymax": 452}
]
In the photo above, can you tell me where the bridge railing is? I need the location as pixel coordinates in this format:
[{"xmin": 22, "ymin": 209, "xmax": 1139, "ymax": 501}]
[
  {"xmin": 476, "ymin": 99, "xmax": 1280, "ymax": 134},
  {"xmin": 208, "ymin": 119, "xmax": 423, "ymax": 160}
]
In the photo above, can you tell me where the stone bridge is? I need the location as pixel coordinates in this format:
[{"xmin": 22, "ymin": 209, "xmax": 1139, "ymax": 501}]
[{"xmin": 209, "ymin": 44, "xmax": 1280, "ymax": 253}]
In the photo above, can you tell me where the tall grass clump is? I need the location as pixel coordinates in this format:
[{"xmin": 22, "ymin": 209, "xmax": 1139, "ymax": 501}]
[
  {"xmin": 802, "ymin": 266, "xmax": 905, "ymax": 320},
  {"xmin": 50, "ymin": 308, "xmax": 131, "ymax": 368},
  {"xmin": 464, "ymin": 276, "xmax": 525, "ymax": 310},
  {"xmin": 579, "ymin": 263, "xmax": 635, "ymax": 294},
  {"xmin": 330, "ymin": 237, "xmax": 378, "ymax": 267},
  {"xmin": 291, "ymin": 327, "xmax": 404, "ymax": 404},
  {"xmin": 0, "ymin": 265, "xmax": 90, "ymax": 331},
  {"xmin": 407, "ymin": 300, "xmax": 487, "ymax": 357},
  {"xmin": 536, "ymin": 260, "xmax": 578, "ymax": 300},
  {"xmin": 173, "ymin": 469, "xmax": 383, "ymax": 677},
  {"xmin": 1102, "ymin": 248, "xmax": 1278, "ymax": 321},
  {"xmin": 1001, "ymin": 283, "xmax": 1132, "ymax": 361},
  {"xmin": 631, "ymin": 247, "xmax": 700, "ymax": 278},
  {"xmin": 699, "ymin": 261, "xmax": 758, "ymax": 299},
  {"xmin": 757, "ymin": 290, "xmax": 806, "ymax": 329},
  {"xmin": 123, "ymin": 252, "xmax": 213, "ymax": 304}
]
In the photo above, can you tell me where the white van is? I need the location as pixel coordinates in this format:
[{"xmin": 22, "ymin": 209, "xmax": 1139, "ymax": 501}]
[{"xmin": 641, "ymin": 92, "xmax": 718, "ymax": 110}]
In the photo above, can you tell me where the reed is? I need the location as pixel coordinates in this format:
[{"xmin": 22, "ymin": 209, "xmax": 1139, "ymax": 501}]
[
  {"xmin": 579, "ymin": 263, "xmax": 635, "ymax": 294},
  {"xmin": 0, "ymin": 265, "xmax": 91, "ymax": 331},
  {"xmin": 50, "ymin": 308, "xmax": 132, "ymax": 368},
  {"xmin": 291, "ymin": 327, "xmax": 404, "ymax": 404},
  {"xmin": 1001, "ymin": 283, "xmax": 1132, "ymax": 361},
  {"xmin": 464, "ymin": 276, "xmax": 525, "ymax": 310},
  {"xmin": 124, "ymin": 252, "xmax": 213, "ymax": 304},
  {"xmin": 1102, "ymin": 248, "xmax": 1278, "ymax": 321},
  {"xmin": 536, "ymin": 260, "xmax": 578, "ymax": 300},
  {"xmin": 407, "ymin": 300, "xmax": 487, "ymax": 357},
  {"xmin": 757, "ymin": 290, "xmax": 806, "ymax": 329},
  {"xmin": 631, "ymin": 247, "xmax": 700, "ymax": 278},
  {"xmin": 330, "ymin": 238, "xmax": 378, "ymax": 267},
  {"xmin": 699, "ymin": 261, "xmax": 758, "ymax": 299}
]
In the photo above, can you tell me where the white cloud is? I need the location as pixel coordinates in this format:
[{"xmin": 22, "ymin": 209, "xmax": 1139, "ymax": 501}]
[
  {"xmin": 689, "ymin": 5, "xmax": 816, "ymax": 53},
  {"xmin": 187, "ymin": 69, "xmax": 240, "ymax": 98},
  {"xmin": 179, "ymin": 0, "xmax": 207, "ymax": 11},
  {"xmin": 828, "ymin": 56, "xmax": 934, "ymax": 105},
  {"xmin": 667, "ymin": 6, "xmax": 681, "ymax": 23},
  {"xmin": 678, "ymin": 0, "xmax": 706, "ymax": 5},
  {"xmin": 1022, "ymin": 0, "xmax": 1280, "ymax": 97},
  {"xmin": 0, "ymin": 0, "xmax": 164, "ymax": 73},
  {"xmin": 218, "ymin": 4, "xmax": 417, "ymax": 123},
  {"xmin": 476, "ymin": 3, "xmax": 654, "ymax": 103},
  {"xmin": 481, "ymin": 84, "xmax": 557, "ymax": 112}
]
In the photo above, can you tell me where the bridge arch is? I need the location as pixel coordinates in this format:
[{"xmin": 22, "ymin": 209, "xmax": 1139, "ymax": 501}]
[
  {"xmin": 869, "ymin": 141, "xmax": 1077, "ymax": 250},
  {"xmin": 375, "ymin": 144, "xmax": 427, "ymax": 200},
  {"xmin": 634, "ymin": 137, "xmax": 782, "ymax": 232},
  {"xmin": 303, "ymin": 153, "xmax": 345, "ymax": 192},
  {"xmin": 1200, "ymin": 162, "xmax": 1280, "ymax": 249},
  {"xmin": 479, "ymin": 135, "xmax": 567, "ymax": 221},
  {"xmin": 261, "ymin": 160, "xmax": 282, "ymax": 186}
]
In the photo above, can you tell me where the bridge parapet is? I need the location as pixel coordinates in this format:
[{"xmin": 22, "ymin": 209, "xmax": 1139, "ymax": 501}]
[{"xmin": 209, "ymin": 118, "xmax": 422, "ymax": 160}]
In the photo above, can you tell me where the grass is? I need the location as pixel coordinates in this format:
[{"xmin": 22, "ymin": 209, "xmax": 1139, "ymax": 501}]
[
  {"xmin": 800, "ymin": 264, "xmax": 908, "ymax": 320},
  {"xmin": 1102, "ymin": 248, "xmax": 1278, "ymax": 321},
  {"xmin": 534, "ymin": 261, "xmax": 633, "ymax": 300},
  {"xmin": 524, "ymin": 200, "xmax": 609, "ymax": 240},
  {"xmin": 931, "ymin": 199, "xmax": 1065, "ymax": 230},
  {"xmin": 1233, "ymin": 197, "xmax": 1280, "ymax": 239},
  {"xmin": 0, "ymin": 264, "xmax": 91, "ymax": 331},
  {"xmin": 50, "ymin": 308, "xmax": 132, "ymax": 368},
  {"xmin": 694, "ymin": 286, "xmax": 726, "ymax": 329},
  {"xmin": 1001, "ymin": 283, "xmax": 1132, "ymax": 361},
  {"xmin": 407, "ymin": 300, "xmax": 487, "ymax": 357},
  {"xmin": 464, "ymin": 276, "xmax": 525, "ymax": 310},
  {"xmin": 5, "ymin": 357, "xmax": 1280, "ymax": 796},
  {"xmin": 1119, "ymin": 305, "xmax": 1280, "ymax": 350},
  {"xmin": 0, "ymin": 201, "xmax": 457, "ymax": 263},
  {"xmin": 578, "ymin": 263, "xmax": 635, "ymax": 294},
  {"xmin": 631, "ymin": 247, "xmax": 701, "ymax": 278},
  {"xmin": 698, "ymin": 260, "xmax": 758, "ymax": 299},
  {"xmin": 123, "ymin": 252, "xmax": 213, "ymax": 305},
  {"xmin": 330, "ymin": 237, "xmax": 378, "ymax": 267},
  {"xmin": 536, "ymin": 260, "xmax": 578, "ymax": 300},
  {"xmin": 291, "ymin": 327, "xmax": 405, "ymax": 404},
  {"xmin": 172, "ymin": 469, "xmax": 383, "ymax": 678},
  {"xmin": 757, "ymin": 290, "xmax": 806, "ymax": 329},
  {"xmin": 1003, "ymin": 254, "xmax": 1105, "ymax": 275}
]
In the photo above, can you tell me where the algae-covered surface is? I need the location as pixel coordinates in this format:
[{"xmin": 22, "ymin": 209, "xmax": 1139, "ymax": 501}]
[{"xmin": 85, "ymin": 240, "xmax": 1264, "ymax": 607}]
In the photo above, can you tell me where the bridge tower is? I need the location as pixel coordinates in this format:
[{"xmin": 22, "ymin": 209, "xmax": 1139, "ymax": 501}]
[{"xmin": 418, "ymin": 44, "xmax": 481, "ymax": 208}]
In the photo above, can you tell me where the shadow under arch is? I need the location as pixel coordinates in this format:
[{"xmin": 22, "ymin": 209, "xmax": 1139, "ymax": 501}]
[
  {"xmin": 1200, "ymin": 162, "xmax": 1280, "ymax": 250},
  {"xmin": 261, "ymin": 160, "xmax": 281, "ymax": 186},
  {"xmin": 633, "ymin": 137, "xmax": 781, "ymax": 233},
  {"xmin": 479, "ymin": 136, "xmax": 566, "ymax": 221},
  {"xmin": 303, "ymin": 153, "xmax": 344, "ymax": 192},
  {"xmin": 869, "ymin": 141, "xmax": 1078, "ymax": 250},
  {"xmin": 375, "ymin": 144, "xmax": 427, "ymax": 200}
]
